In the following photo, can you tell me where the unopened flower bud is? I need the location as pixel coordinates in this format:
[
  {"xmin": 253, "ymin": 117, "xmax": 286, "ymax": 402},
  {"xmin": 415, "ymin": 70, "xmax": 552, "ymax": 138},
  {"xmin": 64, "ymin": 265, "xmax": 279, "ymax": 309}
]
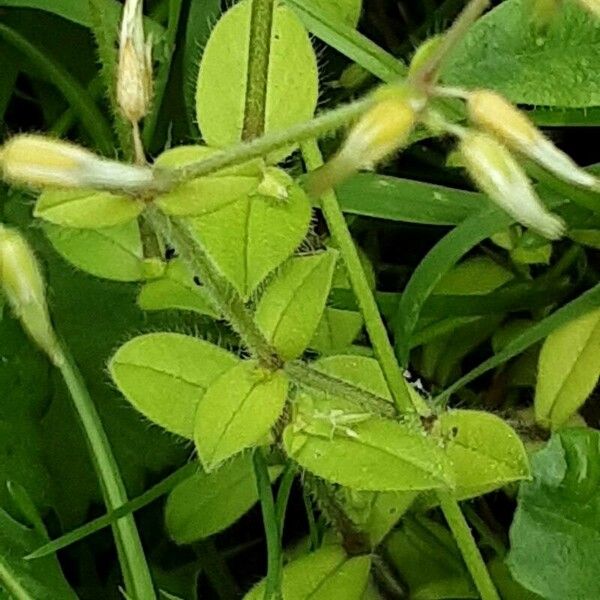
[
  {"xmin": 459, "ymin": 132, "xmax": 565, "ymax": 240},
  {"xmin": 117, "ymin": 0, "xmax": 153, "ymax": 123},
  {"xmin": 0, "ymin": 135, "xmax": 154, "ymax": 193},
  {"xmin": 467, "ymin": 90, "xmax": 600, "ymax": 192},
  {"xmin": 0, "ymin": 225, "xmax": 61, "ymax": 364},
  {"xmin": 307, "ymin": 86, "xmax": 425, "ymax": 197}
]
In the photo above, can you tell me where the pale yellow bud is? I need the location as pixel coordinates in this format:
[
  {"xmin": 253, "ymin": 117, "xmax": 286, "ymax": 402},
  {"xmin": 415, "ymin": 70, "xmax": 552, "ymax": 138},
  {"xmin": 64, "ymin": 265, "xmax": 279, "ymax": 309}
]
[
  {"xmin": 0, "ymin": 135, "xmax": 154, "ymax": 193},
  {"xmin": 117, "ymin": 0, "xmax": 153, "ymax": 123},
  {"xmin": 459, "ymin": 132, "xmax": 565, "ymax": 240},
  {"xmin": 307, "ymin": 86, "xmax": 425, "ymax": 197},
  {"xmin": 0, "ymin": 225, "xmax": 61, "ymax": 364},
  {"xmin": 576, "ymin": 0, "xmax": 600, "ymax": 17},
  {"xmin": 467, "ymin": 90, "xmax": 600, "ymax": 192}
]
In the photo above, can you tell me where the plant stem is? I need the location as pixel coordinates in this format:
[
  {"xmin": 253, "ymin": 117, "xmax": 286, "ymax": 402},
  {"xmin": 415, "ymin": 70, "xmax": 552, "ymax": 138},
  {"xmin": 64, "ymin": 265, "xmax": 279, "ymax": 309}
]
[
  {"xmin": 152, "ymin": 99, "xmax": 372, "ymax": 190},
  {"xmin": 253, "ymin": 448, "xmax": 283, "ymax": 600},
  {"xmin": 275, "ymin": 462, "xmax": 297, "ymax": 540},
  {"xmin": 55, "ymin": 344, "xmax": 156, "ymax": 600},
  {"xmin": 438, "ymin": 494, "xmax": 500, "ymax": 600},
  {"xmin": 300, "ymin": 140, "xmax": 428, "ymax": 417},
  {"xmin": 243, "ymin": 0, "xmax": 276, "ymax": 140}
]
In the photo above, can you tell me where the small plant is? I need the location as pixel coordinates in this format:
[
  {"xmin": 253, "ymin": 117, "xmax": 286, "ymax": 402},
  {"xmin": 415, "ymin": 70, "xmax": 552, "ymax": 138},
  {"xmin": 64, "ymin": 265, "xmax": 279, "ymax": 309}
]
[{"xmin": 0, "ymin": 0, "xmax": 599, "ymax": 598}]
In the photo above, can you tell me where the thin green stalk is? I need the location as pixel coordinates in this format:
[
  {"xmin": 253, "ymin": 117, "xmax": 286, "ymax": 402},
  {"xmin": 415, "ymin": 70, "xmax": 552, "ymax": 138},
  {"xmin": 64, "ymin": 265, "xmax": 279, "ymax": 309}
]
[
  {"xmin": 55, "ymin": 344, "xmax": 156, "ymax": 600},
  {"xmin": 0, "ymin": 23, "xmax": 114, "ymax": 155},
  {"xmin": 302, "ymin": 487, "xmax": 319, "ymax": 551},
  {"xmin": 462, "ymin": 504, "xmax": 506, "ymax": 558},
  {"xmin": 275, "ymin": 463, "xmax": 297, "ymax": 540},
  {"xmin": 194, "ymin": 539, "xmax": 240, "ymax": 600},
  {"xmin": 438, "ymin": 494, "xmax": 500, "ymax": 600},
  {"xmin": 243, "ymin": 0, "xmax": 276, "ymax": 140},
  {"xmin": 253, "ymin": 449, "xmax": 283, "ymax": 600},
  {"xmin": 27, "ymin": 463, "xmax": 197, "ymax": 560},
  {"xmin": 300, "ymin": 139, "xmax": 427, "ymax": 416},
  {"xmin": 153, "ymin": 98, "xmax": 372, "ymax": 190},
  {"xmin": 143, "ymin": 0, "xmax": 184, "ymax": 149}
]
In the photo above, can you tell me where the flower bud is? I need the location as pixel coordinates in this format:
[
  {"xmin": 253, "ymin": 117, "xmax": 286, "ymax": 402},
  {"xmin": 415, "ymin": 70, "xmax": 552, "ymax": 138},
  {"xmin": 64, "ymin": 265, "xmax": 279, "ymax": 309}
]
[
  {"xmin": 0, "ymin": 135, "xmax": 154, "ymax": 193},
  {"xmin": 0, "ymin": 225, "xmax": 61, "ymax": 364},
  {"xmin": 459, "ymin": 132, "xmax": 565, "ymax": 240},
  {"xmin": 467, "ymin": 90, "xmax": 600, "ymax": 192},
  {"xmin": 576, "ymin": 0, "xmax": 600, "ymax": 17},
  {"xmin": 117, "ymin": 0, "xmax": 153, "ymax": 123},
  {"xmin": 527, "ymin": 0, "xmax": 563, "ymax": 28},
  {"xmin": 307, "ymin": 86, "xmax": 425, "ymax": 197}
]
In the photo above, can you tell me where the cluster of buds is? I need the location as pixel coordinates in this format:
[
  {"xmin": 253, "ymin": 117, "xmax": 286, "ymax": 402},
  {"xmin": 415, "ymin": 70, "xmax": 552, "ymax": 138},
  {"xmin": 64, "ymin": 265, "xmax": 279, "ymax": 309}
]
[
  {"xmin": 0, "ymin": 135, "xmax": 154, "ymax": 193},
  {"xmin": 0, "ymin": 225, "xmax": 61, "ymax": 365}
]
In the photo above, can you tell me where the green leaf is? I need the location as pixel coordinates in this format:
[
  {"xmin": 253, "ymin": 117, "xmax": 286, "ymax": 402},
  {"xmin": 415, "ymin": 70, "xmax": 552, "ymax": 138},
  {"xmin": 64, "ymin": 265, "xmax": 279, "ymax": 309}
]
[
  {"xmin": 284, "ymin": 409, "xmax": 453, "ymax": 491},
  {"xmin": 310, "ymin": 308, "xmax": 363, "ymax": 355},
  {"xmin": 507, "ymin": 428, "xmax": 600, "ymax": 600},
  {"xmin": 308, "ymin": 0, "xmax": 362, "ymax": 27},
  {"xmin": 109, "ymin": 333, "xmax": 238, "ymax": 439},
  {"xmin": 256, "ymin": 251, "xmax": 337, "ymax": 360},
  {"xmin": 442, "ymin": 0, "xmax": 600, "ymax": 108},
  {"xmin": 434, "ymin": 410, "xmax": 530, "ymax": 501},
  {"xmin": 336, "ymin": 173, "xmax": 485, "ymax": 226},
  {"xmin": 189, "ymin": 169, "xmax": 311, "ymax": 300},
  {"xmin": 0, "ymin": 507, "xmax": 77, "ymax": 599},
  {"xmin": 154, "ymin": 146, "xmax": 261, "ymax": 217},
  {"xmin": 535, "ymin": 308, "xmax": 600, "ymax": 429},
  {"xmin": 137, "ymin": 259, "xmax": 218, "ymax": 317},
  {"xmin": 194, "ymin": 361, "xmax": 289, "ymax": 471},
  {"xmin": 35, "ymin": 189, "xmax": 143, "ymax": 228},
  {"xmin": 244, "ymin": 545, "xmax": 371, "ymax": 600},
  {"xmin": 196, "ymin": 0, "xmax": 318, "ymax": 160},
  {"xmin": 44, "ymin": 221, "xmax": 165, "ymax": 282},
  {"xmin": 386, "ymin": 516, "xmax": 478, "ymax": 600},
  {"xmin": 487, "ymin": 558, "xmax": 543, "ymax": 600},
  {"xmin": 165, "ymin": 456, "xmax": 281, "ymax": 544}
]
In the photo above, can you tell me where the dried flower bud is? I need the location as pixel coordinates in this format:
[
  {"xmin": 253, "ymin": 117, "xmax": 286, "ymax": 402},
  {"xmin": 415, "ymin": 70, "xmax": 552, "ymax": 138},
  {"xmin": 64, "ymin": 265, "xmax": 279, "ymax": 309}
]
[
  {"xmin": 117, "ymin": 0, "xmax": 153, "ymax": 123},
  {"xmin": 0, "ymin": 225, "xmax": 61, "ymax": 364},
  {"xmin": 576, "ymin": 0, "xmax": 600, "ymax": 17},
  {"xmin": 467, "ymin": 90, "xmax": 600, "ymax": 192},
  {"xmin": 307, "ymin": 86, "xmax": 425, "ymax": 197},
  {"xmin": 459, "ymin": 132, "xmax": 565, "ymax": 240},
  {"xmin": 0, "ymin": 135, "xmax": 154, "ymax": 193}
]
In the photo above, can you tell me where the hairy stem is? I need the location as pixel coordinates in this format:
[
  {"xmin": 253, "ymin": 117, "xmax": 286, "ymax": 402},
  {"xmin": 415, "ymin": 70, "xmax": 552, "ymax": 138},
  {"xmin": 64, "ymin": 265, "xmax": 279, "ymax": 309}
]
[{"xmin": 56, "ymin": 344, "xmax": 156, "ymax": 600}]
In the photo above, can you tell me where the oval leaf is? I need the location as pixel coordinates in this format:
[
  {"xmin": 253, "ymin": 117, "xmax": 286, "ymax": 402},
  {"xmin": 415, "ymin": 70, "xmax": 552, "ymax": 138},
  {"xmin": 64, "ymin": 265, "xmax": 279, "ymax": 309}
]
[
  {"xmin": 44, "ymin": 221, "xmax": 165, "ymax": 282},
  {"xmin": 109, "ymin": 333, "xmax": 238, "ymax": 438},
  {"xmin": 310, "ymin": 308, "xmax": 363, "ymax": 354},
  {"xmin": 165, "ymin": 456, "xmax": 281, "ymax": 544},
  {"xmin": 194, "ymin": 361, "xmax": 289, "ymax": 471},
  {"xmin": 535, "ymin": 308, "xmax": 600, "ymax": 429},
  {"xmin": 244, "ymin": 545, "xmax": 371, "ymax": 600},
  {"xmin": 35, "ymin": 189, "xmax": 143, "ymax": 228},
  {"xmin": 284, "ymin": 414, "xmax": 453, "ymax": 492},
  {"xmin": 256, "ymin": 251, "xmax": 337, "ymax": 360},
  {"xmin": 435, "ymin": 410, "xmax": 530, "ymax": 501},
  {"xmin": 196, "ymin": 0, "xmax": 319, "ymax": 160},
  {"xmin": 189, "ymin": 169, "xmax": 311, "ymax": 300}
]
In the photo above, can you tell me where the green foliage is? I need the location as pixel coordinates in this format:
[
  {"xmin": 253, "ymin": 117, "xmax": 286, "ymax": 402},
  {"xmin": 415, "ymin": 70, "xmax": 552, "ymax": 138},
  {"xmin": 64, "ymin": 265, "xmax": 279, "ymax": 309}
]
[
  {"xmin": 508, "ymin": 429, "xmax": 600, "ymax": 599},
  {"xmin": 110, "ymin": 333, "xmax": 238, "ymax": 439},
  {"xmin": 194, "ymin": 361, "xmax": 288, "ymax": 471},
  {"xmin": 535, "ymin": 308, "xmax": 600, "ymax": 428},
  {"xmin": 256, "ymin": 251, "xmax": 337, "ymax": 359}
]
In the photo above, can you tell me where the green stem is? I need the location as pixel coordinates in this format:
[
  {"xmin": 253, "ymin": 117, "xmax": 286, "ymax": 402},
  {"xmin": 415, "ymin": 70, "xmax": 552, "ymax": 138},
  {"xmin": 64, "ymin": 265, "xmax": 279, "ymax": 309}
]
[
  {"xmin": 300, "ymin": 139, "xmax": 428, "ymax": 416},
  {"xmin": 0, "ymin": 23, "xmax": 114, "ymax": 156},
  {"xmin": 153, "ymin": 99, "xmax": 372, "ymax": 190},
  {"xmin": 243, "ymin": 0, "xmax": 276, "ymax": 140},
  {"xmin": 302, "ymin": 487, "xmax": 320, "ymax": 551},
  {"xmin": 438, "ymin": 494, "xmax": 500, "ymax": 600},
  {"xmin": 27, "ymin": 463, "xmax": 197, "ymax": 560},
  {"xmin": 55, "ymin": 344, "xmax": 156, "ymax": 600},
  {"xmin": 275, "ymin": 463, "xmax": 297, "ymax": 540},
  {"xmin": 462, "ymin": 504, "xmax": 506, "ymax": 558},
  {"xmin": 253, "ymin": 448, "xmax": 283, "ymax": 600}
]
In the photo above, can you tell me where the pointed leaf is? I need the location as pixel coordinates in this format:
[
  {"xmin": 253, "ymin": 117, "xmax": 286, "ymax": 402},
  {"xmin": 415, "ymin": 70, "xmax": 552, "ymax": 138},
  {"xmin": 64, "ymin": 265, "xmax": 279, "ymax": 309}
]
[
  {"xmin": 308, "ymin": 0, "xmax": 362, "ymax": 27},
  {"xmin": 189, "ymin": 170, "xmax": 311, "ymax": 299},
  {"xmin": 535, "ymin": 308, "xmax": 600, "ymax": 429},
  {"xmin": 35, "ymin": 189, "xmax": 143, "ymax": 228},
  {"xmin": 434, "ymin": 410, "xmax": 530, "ymax": 501},
  {"xmin": 256, "ymin": 251, "xmax": 337, "ymax": 360},
  {"xmin": 194, "ymin": 361, "xmax": 288, "ymax": 470},
  {"xmin": 244, "ymin": 545, "xmax": 370, "ymax": 600},
  {"xmin": 44, "ymin": 221, "xmax": 165, "ymax": 282},
  {"xmin": 109, "ymin": 333, "xmax": 238, "ymax": 438},
  {"xmin": 196, "ymin": 0, "xmax": 319, "ymax": 161},
  {"xmin": 310, "ymin": 308, "xmax": 363, "ymax": 355}
]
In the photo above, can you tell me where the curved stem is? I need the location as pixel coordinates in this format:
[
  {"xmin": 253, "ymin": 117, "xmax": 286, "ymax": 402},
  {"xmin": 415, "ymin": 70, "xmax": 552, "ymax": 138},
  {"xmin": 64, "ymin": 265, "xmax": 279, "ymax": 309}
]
[{"xmin": 56, "ymin": 344, "xmax": 156, "ymax": 600}]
